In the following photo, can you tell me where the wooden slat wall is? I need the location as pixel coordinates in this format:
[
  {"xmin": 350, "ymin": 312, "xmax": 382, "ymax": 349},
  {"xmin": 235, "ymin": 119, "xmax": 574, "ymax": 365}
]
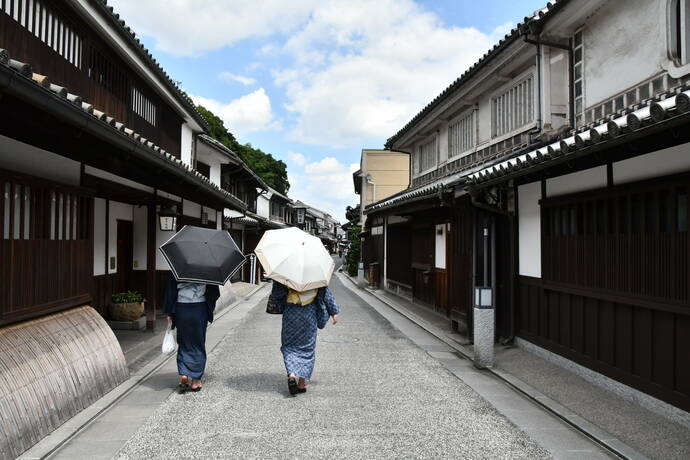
[
  {"xmin": 0, "ymin": 170, "xmax": 93, "ymax": 326},
  {"xmin": 541, "ymin": 175, "xmax": 689, "ymax": 303},
  {"xmin": 0, "ymin": 7, "xmax": 183, "ymax": 157},
  {"xmin": 517, "ymin": 172, "xmax": 690, "ymax": 412},
  {"xmin": 448, "ymin": 202, "xmax": 474, "ymax": 323},
  {"xmin": 517, "ymin": 276, "xmax": 690, "ymax": 411},
  {"xmin": 411, "ymin": 225, "xmax": 435, "ymax": 305},
  {"xmin": 386, "ymin": 224, "xmax": 412, "ymax": 285}
]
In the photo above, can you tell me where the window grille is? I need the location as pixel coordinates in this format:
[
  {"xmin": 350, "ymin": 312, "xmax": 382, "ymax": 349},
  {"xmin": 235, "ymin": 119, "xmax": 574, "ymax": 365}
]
[
  {"xmin": 1, "ymin": 0, "xmax": 82, "ymax": 68},
  {"xmin": 573, "ymin": 30, "xmax": 584, "ymax": 127},
  {"xmin": 417, "ymin": 137, "xmax": 437, "ymax": 173},
  {"xmin": 448, "ymin": 112, "xmax": 474, "ymax": 158},
  {"xmin": 132, "ymin": 87, "xmax": 157, "ymax": 126},
  {"xmin": 541, "ymin": 175, "xmax": 689, "ymax": 302},
  {"xmin": 670, "ymin": 0, "xmax": 690, "ymax": 65},
  {"xmin": 492, "ymin": 75, "xmax": 534, "ymax": 137},
  {"xmin": 583, "ymin": 74, "xmax": 679, "ymax": 125}
]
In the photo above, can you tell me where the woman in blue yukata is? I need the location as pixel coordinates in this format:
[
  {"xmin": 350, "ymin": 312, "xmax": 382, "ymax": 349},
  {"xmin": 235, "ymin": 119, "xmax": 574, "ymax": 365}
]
[
  {"xmin": 268, "ymin": 281, "xmax": 340, "ymax": 395},
  {"xmin": 163, "ymin": 273, "xmax": 220, "ymax": 392}
]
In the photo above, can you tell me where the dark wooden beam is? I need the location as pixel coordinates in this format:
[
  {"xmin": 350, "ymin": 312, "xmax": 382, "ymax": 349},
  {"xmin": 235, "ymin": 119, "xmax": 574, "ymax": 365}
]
[{"xmin": 146, "ymin": 194, "xmax": 157, "ymax": 330}]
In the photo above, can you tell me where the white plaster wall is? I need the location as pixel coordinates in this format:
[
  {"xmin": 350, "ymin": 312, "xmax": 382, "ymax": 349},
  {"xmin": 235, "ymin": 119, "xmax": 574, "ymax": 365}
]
[
  {"xmin": 183, "ymin": 200, "xmax": 201, "ymax": 218},
  {"xmin": 582, "ymin": 0, "xmax": 666, "ymax": 106},
  {"xmin": 614, "ymin": 143, "xmax": 690, "ymax": 185},
  {"xmin": 438, "ymin": 125, "xmax": 449, "ymax": 164},
  {"xmin": 93, "ymin": 198, "xmax": 107, "ymax": 276},
  {"xmin": 546, "ymin": 166, "xmax": 607, "ymax": 197},
  {"xmin": 256, "ymin": 194, "xmax": 270, "ymax": 219},
  {"xmin": 518, "ymin": 182, "xmax": 541, "ymax": 278},
  {"xmin": 477, "ymin": 98, "xmax": 492, "ymax": 145},
  {"xmin": 195, "ymin": 148, "xmax": 223, "ymax": 187},
  {"xmin": 546, "ymin": 47, "xmax": 569, "ymax": 130},
  {"xmin": 180, "ymin": 124, "xmax": 194, "ymax": 166},
  {"xmin": 108, "ymin": 201, "xmax": 133, "ymax": 274},
  {"xmin": 0, "ymin": 135, "xmax": 80, "ymax": 185},
  {"xmin": 156, "ymin": 225, "xmax": 174, "ymax": 270}
]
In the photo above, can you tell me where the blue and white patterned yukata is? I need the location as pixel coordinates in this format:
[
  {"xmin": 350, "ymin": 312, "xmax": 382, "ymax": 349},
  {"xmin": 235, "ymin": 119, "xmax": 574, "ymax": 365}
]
[{"xmin": 269, "ymin": 282, "xmax": 340, "ymax": 380}]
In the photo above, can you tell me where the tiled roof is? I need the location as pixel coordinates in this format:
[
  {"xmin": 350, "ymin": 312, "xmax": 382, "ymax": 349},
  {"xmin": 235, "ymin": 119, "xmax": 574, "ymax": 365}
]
[
  {"xmin": 384, "ymin": 0, "xmax": 569, "ymax": 149},
  {"xmin": 467, "ymin": 88, "xmax": 690, "ymax": 186},
  {"xmin": 366, "ymin": 171, "xmax": 465, "ymax": 213},
  {"xmin": 0, "ymin": 48, "xmax": 245, "ymax": 210},
  {"xmin": 92, "ymin": 1, "xmax": 208, "ymax": 131}
]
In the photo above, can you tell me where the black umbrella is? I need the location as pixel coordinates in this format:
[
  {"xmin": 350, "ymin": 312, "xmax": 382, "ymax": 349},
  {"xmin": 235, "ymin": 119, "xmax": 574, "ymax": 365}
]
[{"xmin": 160, "ymin": 226, "xmax": 245, "ymax": 285}]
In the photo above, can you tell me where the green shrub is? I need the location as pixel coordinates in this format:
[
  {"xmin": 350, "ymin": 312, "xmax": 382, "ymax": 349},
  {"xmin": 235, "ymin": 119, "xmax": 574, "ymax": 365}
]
[
  {"xmin": 112, "ymin": 291, "xmax": 143, "ymax": 303},
  {"xmin": 347, "ymin": 225, "xmax": 361, "ymax": 277}
]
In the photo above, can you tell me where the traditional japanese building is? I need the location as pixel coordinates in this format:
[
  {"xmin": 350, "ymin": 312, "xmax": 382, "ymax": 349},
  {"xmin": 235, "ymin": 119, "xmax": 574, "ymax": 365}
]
[
  {"xmin": 0, "ymin": 1, "xmax": 247, "ymax": 456},
  {"xmin": 363, "ymin": 0, "xmax": 690, "ymax": 414}
]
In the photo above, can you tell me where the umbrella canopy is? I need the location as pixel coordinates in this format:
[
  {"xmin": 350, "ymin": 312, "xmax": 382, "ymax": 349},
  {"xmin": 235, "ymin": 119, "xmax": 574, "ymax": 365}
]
[
  {"xmin": 159, "ymin": 226, "xmax": 245, "ymax": 286},
  {"xmin": 255, "ymin": 227, "xmax": 334, "ymax": 291}
]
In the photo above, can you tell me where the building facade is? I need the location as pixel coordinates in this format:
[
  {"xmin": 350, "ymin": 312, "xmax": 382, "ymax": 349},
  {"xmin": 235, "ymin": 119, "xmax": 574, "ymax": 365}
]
[
  {"xmin": 353, "ymin": 149, "xmax": 410, "ymax": 226},
  {"xmin": 363, "ymin": 0, "xmax": 690, "ymax": 413},
  {"xmin": 0, "ymin": 1, "xmax": 249, "ymax": 456}
]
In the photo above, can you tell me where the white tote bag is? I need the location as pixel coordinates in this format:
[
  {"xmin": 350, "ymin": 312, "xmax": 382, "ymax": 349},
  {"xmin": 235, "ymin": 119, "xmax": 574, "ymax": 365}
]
[{"xmin": 161, "ymin": 324, "xmax": 177, "ymax": 354}]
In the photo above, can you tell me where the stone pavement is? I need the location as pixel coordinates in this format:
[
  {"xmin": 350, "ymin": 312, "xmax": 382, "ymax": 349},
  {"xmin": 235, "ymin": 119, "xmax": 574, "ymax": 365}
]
[{"xmin": 111, "ymin": 276, "xmax": 608, "ymax": 459}]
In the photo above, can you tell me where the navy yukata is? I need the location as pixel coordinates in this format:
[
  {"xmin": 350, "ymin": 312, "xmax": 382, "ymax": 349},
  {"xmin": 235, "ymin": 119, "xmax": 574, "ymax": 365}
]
[
  {"xmin": 269, "ymin": 282, "xmax": 340, "ymax": 380},
  {"xmin": 163, "ymin": 273, "xmax": 220, "ymax": 379}
]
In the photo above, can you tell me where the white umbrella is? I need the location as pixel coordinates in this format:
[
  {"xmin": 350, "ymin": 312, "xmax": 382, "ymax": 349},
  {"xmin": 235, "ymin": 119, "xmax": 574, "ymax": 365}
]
[{"xmin": 255, "ymin": 227, "xmax": 335, "ymax": 291}]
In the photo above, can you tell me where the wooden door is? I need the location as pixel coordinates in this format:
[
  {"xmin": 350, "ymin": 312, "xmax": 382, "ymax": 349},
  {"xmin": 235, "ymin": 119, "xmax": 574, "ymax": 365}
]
[{"xmin": 115, "ymin": 220, "xmax": 133, "ymax": 293}]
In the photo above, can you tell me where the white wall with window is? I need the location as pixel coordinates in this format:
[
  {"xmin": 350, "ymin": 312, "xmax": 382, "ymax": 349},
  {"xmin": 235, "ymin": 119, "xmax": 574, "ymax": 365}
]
[
  {"xmin": 448, "ymin": 111, "xmax": 475, "ymax": 158},
  {"xmin": 578, "ymin": 1, "xmax": 668, "ymax": 109},
  {"xmin": 413, "ymin": 136, "xmax": 438, "ymax": 176},
  {"xmin": 491, "ymin": 73, "xmax": 534, "ymax": 138}
]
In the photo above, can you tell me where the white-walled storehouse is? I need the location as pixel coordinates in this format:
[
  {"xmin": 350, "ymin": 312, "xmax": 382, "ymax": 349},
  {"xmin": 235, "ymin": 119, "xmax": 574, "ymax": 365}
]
[{"xmin": 364, "ymin": 0, "xmax": 690, "ymax": 414}]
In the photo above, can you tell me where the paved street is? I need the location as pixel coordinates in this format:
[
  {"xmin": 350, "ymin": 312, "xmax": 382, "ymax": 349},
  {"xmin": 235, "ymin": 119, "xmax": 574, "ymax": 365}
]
[{"xmin": 107, "ymin": 275, "xmax": 601, "ymax": 459}]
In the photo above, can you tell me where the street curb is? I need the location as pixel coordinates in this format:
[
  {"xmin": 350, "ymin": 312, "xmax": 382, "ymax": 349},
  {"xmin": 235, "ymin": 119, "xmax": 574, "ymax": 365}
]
[
  {"xmin": 19, "ymin": 283, "xmax": 270, "ymax": 460},
  {"xmin": 338, "ymin": 273, "xmax": 647, "ymax": 460}
]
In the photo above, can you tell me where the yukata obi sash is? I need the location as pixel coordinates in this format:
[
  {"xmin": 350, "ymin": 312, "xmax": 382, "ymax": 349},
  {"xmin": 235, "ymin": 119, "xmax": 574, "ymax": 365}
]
[{"xmin": 287, "ymin": 288, "xmax": 318, "ymax": 306}]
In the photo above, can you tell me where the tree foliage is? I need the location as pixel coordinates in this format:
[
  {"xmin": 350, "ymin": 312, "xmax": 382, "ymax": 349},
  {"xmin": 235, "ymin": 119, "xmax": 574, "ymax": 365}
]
[
  {"xmin": 346, "ymin": 225, "xmax": 361, "ymax": 277},
  {"xmin": 345, "ymin": 204, "xmax": 360, "ymax": 224},
  {"xmin": 196, "ymin": 105, "xmax": 290, "ymax": 194}
]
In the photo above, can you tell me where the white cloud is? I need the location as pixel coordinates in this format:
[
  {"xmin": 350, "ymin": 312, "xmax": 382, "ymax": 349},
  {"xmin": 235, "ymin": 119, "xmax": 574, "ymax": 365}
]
[
  {"xmin": 273, "ymin": 0, "xmax": 513, "ymax": 147},
  {"xmin": 289, "ymin": 157, "xmax": 359, "ymax": 222},
  {"xmin": 109, "ymin": 0, "xmax": 320, "ymax": 56},
  {"xmin": 110, "ymin": 0, "xmax": 518, "ymax": 148},
  {"xmin": 287, "ymin": 152, "xmax": 307, "ymax": 166},
  {"xmin": 192, "ymin": 88, "xmax": 277, "ymax": 137},
  {"xmin": 218, "ymin": 72, "xmax": 256, "ymax": 86}
]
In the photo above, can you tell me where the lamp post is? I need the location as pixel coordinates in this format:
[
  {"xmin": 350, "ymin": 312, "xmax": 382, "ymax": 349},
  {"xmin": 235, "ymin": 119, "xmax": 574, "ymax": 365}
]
[
  {"xmin": 473, "ymin": 216, "xmax": 495, "ymax": 369},
  {"xmin": 158, "ymin": 204, "xmax": 179, "ymax": 231}
]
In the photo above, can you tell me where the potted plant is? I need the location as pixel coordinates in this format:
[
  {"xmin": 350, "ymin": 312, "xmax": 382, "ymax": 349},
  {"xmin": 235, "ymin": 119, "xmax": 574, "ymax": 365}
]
[{"xmin": 109, "ymin": 290, "xmax": 145, "ymax": 321}]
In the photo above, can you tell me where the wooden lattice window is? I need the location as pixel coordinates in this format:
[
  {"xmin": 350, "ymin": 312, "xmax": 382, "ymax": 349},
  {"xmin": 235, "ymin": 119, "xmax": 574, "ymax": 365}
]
[
  {"xmin": 541, "ymin": 174, "xmax": 689, "ymax": 303},
  {"xmin": 1, "ymin": 0, "xmax": 83, "ymax": 68}
]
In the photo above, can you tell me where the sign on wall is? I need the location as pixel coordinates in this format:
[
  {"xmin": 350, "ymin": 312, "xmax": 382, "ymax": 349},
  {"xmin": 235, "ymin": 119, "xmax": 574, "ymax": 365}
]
[{"xmin": 435, "ymin": 224, "xmax": 447, "ymax": 269}]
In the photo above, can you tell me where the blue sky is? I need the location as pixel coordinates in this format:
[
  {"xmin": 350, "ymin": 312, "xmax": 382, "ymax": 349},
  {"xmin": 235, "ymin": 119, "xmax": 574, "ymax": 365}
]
[{"xmin": 111, "ymin": 0, "xmax": 547, "ymax": 221}]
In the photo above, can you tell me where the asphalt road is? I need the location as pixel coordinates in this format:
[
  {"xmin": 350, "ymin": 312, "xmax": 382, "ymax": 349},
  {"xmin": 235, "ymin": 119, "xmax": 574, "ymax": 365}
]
[{"xmin": 115, "ymin": 276, "xmax": 550, "ymax": 459}]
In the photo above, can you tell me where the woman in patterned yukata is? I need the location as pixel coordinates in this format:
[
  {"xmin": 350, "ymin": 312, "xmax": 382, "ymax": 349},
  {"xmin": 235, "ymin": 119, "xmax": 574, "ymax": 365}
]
[
  {"xmin": 163, "ymin": 273, "xmax": 220, "ymax": 392},
  {"xmin": 269, "ymin": 281, "xmax": 340, "ymax": 395}
]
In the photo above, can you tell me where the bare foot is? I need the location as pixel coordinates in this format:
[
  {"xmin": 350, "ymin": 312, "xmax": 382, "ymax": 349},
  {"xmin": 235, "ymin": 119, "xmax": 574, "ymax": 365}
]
[
  {"xmin": 297, "ymin": 377, "xmax": 307, "ymax": 390},
  {"xmin": 180, "ymin": 375, "xmax": 189, "ymax": 385},
  {"xmin": 191, "ymin": 379, "xmax": 202, "ymax": 391}
]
